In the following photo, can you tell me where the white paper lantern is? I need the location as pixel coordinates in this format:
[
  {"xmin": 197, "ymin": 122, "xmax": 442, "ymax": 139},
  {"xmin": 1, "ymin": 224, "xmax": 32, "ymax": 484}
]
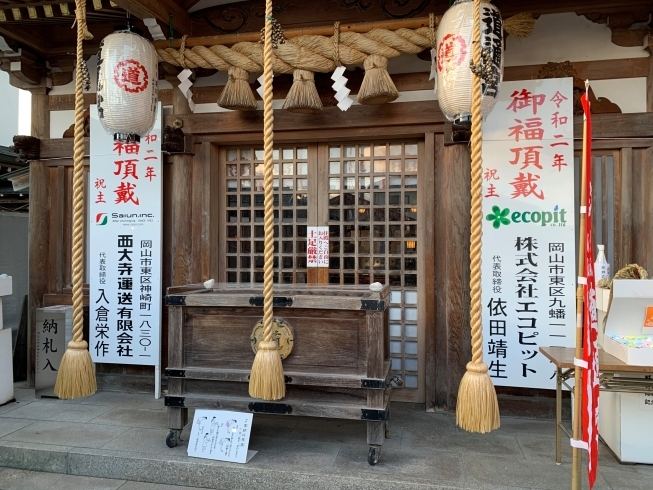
[
  {"xmin": 97, "ymin": 27, "xmax": 158, "ymax": 141},
  {"xmin": 436, "ymin": 0, "xmax": 503, "ymax": 129}
]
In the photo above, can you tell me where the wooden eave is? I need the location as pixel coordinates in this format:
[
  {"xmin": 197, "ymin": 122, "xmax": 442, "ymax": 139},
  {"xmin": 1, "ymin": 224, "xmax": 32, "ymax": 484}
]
[{"xmin": 0, "ymin": 0, "xmax": 649, "ymax": 90}]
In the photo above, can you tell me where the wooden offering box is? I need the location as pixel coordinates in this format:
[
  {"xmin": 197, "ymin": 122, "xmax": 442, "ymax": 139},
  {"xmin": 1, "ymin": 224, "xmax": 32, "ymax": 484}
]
[{"xmin": 164, "ymin": 283, "xmax": 395, "ymax": 464}]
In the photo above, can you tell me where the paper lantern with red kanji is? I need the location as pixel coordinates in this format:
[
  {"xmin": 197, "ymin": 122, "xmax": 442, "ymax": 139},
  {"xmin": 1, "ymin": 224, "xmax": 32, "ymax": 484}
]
[
  {"xmin": 436, "ymin": 0, "xmax": 503, "ymax": 129},
  {"xmin": 97, "ymin": 26, "xmax": 158, "ymax": 141}
]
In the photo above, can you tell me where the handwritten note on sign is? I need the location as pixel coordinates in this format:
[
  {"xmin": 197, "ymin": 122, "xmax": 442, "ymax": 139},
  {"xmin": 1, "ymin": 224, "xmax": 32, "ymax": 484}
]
[{"xmin": 187, "ymin": 410, "xmax": 256, "ymax": 463}]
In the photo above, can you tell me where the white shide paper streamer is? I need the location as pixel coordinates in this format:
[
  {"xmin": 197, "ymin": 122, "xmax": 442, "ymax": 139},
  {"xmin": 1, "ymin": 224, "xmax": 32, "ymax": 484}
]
[
  {"xmin": 143, "ymin": 18, "xmax": 166, "ymax": 41},
  {"xmin": 331, "ymin": 66, "xmax": 354, "ymax": 111},
  {"xmin": 177, "ymin": 69, "xmax": 195, "ymax": 112}
]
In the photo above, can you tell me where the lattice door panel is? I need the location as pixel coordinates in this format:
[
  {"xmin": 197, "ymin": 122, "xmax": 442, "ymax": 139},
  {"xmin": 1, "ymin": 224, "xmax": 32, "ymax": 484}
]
[
  {"xmin": 323, "ymin": 141, "xmax": 423, "ymax": 402},
  {"xmin": 220, "ymin": 146, "xmax": 312, "ymax": 284}
]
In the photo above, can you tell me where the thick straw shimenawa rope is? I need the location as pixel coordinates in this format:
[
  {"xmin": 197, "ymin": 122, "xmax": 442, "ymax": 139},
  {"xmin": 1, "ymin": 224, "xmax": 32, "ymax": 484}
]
[
  {"xmin": 156, "ymin": 14, "xmax": 533, "ymax": 75},
  {"xmin": 157, "ymin": 28, "xmax": 431, "ymax": 73},
  {"xmin": 248, "ymin": 1, "xmax": 286, "ymax": 401},
  {"xmin": 54, "ymin": 0, "xmax": 96, "ymax": 400},
  {"xmin": 455, "ymin": 0, "xmax": 500, "ymax": 434}
]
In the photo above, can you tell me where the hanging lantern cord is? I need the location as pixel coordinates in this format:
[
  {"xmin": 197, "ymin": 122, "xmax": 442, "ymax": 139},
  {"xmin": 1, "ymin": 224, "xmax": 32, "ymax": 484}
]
[
  {"xmin": 248, "ymin": 0, "xmax": 286, "ymax": 401},
  {"xmin": 54, "ymin": 0, "xmax": 96, "ymax": 400},
  {"xmin": 455, "ymin": 0, "xmax": 500, "ymax": 433}
]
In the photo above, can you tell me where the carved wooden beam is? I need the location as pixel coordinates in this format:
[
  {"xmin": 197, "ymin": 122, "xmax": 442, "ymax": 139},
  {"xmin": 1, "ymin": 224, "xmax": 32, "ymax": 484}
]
[
  {"xmin": 110, "ymin": 0, "xmax": 193, "ymax": 36},
  {"xmin": 0, "ymin": 23, "xmax": 48, "ymax": 54},
  {"xmin": 0, "ymin": 48, "xmax": 47, "ymax": 86},
  {"xmin": 582, "ymin": 9, "xmax": 651, "ymax": 47},
  {"xmin": 154, "ymin": 15, "xmax": 438, "ymax": 49}
]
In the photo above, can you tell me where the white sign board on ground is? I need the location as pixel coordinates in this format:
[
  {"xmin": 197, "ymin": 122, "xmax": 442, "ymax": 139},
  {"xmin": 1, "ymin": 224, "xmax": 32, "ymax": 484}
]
[
  {"xmin": 481, "ymin": 78, "xmax": 576, "ymax": 389},
  {"xmin": 89, "ymin": 105, "xmax": 162, "ymax": 383},
  {"xmin": 188, "ymin": 410, "xmax": 256, "ymax": 463}
]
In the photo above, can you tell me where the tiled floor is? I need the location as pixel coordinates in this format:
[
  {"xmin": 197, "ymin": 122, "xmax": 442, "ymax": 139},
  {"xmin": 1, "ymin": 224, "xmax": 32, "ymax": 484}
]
[{"xmin": 0, "ymin": 383, "xmax": 652, "ymax": 489}]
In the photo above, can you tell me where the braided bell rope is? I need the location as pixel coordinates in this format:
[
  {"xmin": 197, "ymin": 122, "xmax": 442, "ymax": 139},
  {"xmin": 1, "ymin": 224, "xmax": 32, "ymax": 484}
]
[
  {"xmin": 157, "ymin": 26, "xmax": 434, "ymax": 74},
  {"xmin": 262, "ymin": 3, "xmax": 275, "ymax": 345},
  {"xmin": 468, "ymin": 0, "xmax": 485, "ymax": 368},
  {"xmin": 71, "ymin": 0, "xmax": 93, "ymax": 350}
]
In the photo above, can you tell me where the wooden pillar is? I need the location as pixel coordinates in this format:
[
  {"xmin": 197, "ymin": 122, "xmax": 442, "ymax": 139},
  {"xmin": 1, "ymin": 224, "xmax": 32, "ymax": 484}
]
[
  {"xmin": 309, "ymin": 143, "xmax": 327, "ymax": 284},
  {"xmin": 646, "ymin": 37, "xmax": 653, "ymax": 112},
  {"xmin": 433, "ymin": 143, "xmax": 472, "ymax": 411},
  {"xmin": 170, "ymin": 82, "xmax": 194, "ymax": 287},
  {"xmin": 632, "ymin": 147, "xmax": 653, "ymax": 277},
  {"xmin": 30, "ymin": 89, "xmax": 50, "ymax": 140},
  {"xmin": 613, "ymin": 148, "xmax": 633, "ymax": 270},
  {"xmin": 189, "ymin": 141, "xmax": 220, "ymax": 284},
  {"xmin": 423, "ymin": 133, "xmax": 438, "ymax": 411},
  {"xmin": 27, "ymin": 161, "xmax": 49, "ymax": 386},
  {"xmin": 26, "ymin": 86, "xmax": 51, "ymax": 386}
]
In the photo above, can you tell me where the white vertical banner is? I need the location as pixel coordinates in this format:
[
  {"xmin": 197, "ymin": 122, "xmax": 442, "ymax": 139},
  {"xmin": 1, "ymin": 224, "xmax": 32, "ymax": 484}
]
[
  {"xmin": 307, "ymin": 227, "xmax": 318, "ymax": 267},
  {"xmin": 89, "ymin": 104, "xmax": 162, "ymax": 369},
  {"xmin": 481, "ymin": 78, "xmax": 575, "ymax": 389}
]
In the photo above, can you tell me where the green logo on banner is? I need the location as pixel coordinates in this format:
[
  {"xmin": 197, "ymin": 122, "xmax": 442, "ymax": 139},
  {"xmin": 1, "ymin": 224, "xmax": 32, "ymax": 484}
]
[
  {"xmin": 486, "ymin": 205, "xmax": 569, "ymax": 230},
  {"xmin": 95, "ymin": 213, "xmax": 108, "ymax": 226},
  {"xmin": 486, "ymin": 206, "xmax": 511, "ymax": 229}
]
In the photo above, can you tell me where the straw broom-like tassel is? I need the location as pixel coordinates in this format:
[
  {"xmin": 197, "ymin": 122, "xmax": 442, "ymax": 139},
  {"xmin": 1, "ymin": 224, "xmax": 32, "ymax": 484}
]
[
  {"xmin": 248, "ymin": 1, "xmax": 286, "ymax": 401},
  {"xmin": 455, "ymin": 0, "xmax": 500, "ymax": 433},
  {"xmin": 503, "ymin": 12, "xmax": 535, "ymax": 39},
  {"xmin": 283, "ymin": 69, "xmax": 322, "ymax": 114},
  {"xmin": 218, "ymin": 66, "xmax": 258, "ymax": 111},
  {"xmin": 357, "ymin": 54, "xmax": 399, "ymax": 105},
  {"xmin": 54, "ymin": 0, "xmax": 96, "ymax": 399}
]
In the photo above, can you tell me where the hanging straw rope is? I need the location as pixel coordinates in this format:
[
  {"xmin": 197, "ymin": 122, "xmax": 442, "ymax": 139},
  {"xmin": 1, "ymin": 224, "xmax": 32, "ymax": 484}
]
[
  {"xmin": 54, "ymin": 0, "xmax": 96, "ymax": 399},
  {"xmin": 248, "ymin": 1, "xmax": 286, "ymax": 401},
  {"xmin": 156, "ymin": 15, "xmax": 533, "ymax": 74},
  {"xmin": 428, "ymin": 12, "xmax": 436, "ymax": 48},
  {"xmin": 455, "ymin": 0, "xmax": 500, "ymax": 434},
  {"xmin": 333, "ymin": 21, "xmax": 341, "ymax": 67}
]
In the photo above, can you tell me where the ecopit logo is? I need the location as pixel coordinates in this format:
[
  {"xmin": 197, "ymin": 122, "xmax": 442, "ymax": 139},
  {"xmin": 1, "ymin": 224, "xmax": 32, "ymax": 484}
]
[
  {"xmin": 486, "ymin": 205, "xmax": 568, "ymax": 230},
  {"xmin": 95, "ymin": 213, "xmax": 108, "ymax": 226}
]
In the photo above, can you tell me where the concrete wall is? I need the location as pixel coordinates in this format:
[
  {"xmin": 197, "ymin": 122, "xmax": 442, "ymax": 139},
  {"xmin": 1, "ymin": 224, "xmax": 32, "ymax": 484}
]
[{"xmin": 0, "ymin": 212, "xmax": 29, "ymax": 340}]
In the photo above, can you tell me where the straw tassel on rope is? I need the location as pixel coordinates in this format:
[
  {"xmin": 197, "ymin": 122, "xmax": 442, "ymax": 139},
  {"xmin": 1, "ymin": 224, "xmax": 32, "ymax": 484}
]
[
  {"xmin": 54, "ymin": 0, "xmax": 96, "ymax": 400},
  {"xmin": 357, "ymin": 54, "xmax": 399, "ymax": 105},
  {"xmin": 218, "ymin": 66, "xmax": 257, "ymax": 111},
  {"xmin": 455, "ymin": 0, "xmax": 500, "ymax": 433},
  {"xmin": 283, "ymin": 69, "xmax": 322, "ymax": 114},
  {"xmin": 156, "ymin": 13, "xmax": 535, "ymax": 108},
  {"xmin": 248, "ymin": 2, "xmax": 286, "ymax": 401}
]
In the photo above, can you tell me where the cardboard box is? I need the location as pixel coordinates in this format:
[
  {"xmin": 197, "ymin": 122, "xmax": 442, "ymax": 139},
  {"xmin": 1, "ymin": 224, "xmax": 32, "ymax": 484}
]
[
  {"xmin": 602, "ymin": 280, "xmax": 653, "ymax": 367},
  {"xmin": 596, "ymin": 286, "xmax": 611, "ymax": 313}
]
